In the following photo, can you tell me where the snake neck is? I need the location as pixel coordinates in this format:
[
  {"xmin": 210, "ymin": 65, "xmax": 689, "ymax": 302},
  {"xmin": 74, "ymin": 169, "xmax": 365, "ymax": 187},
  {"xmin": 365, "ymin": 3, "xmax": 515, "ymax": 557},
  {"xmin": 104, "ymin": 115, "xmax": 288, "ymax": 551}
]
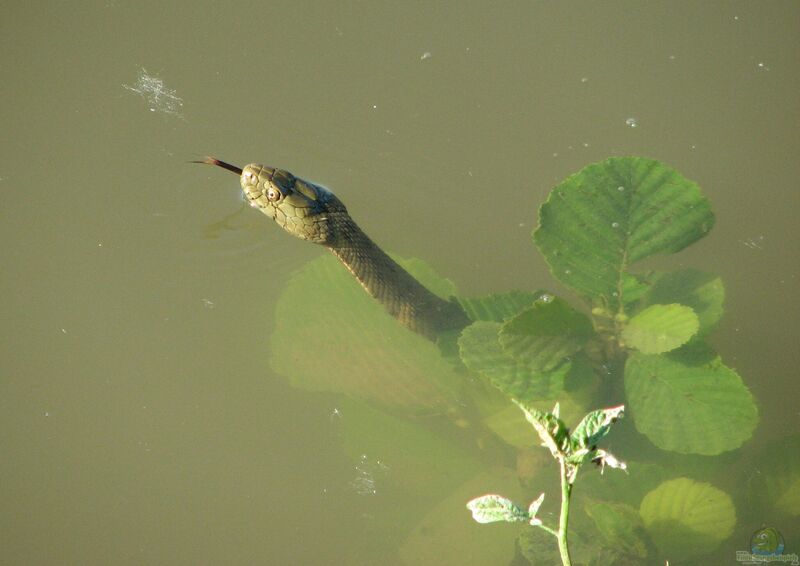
[{"xmin": 327, "ymin": 214, "xmax": 470, "ymax": 340}]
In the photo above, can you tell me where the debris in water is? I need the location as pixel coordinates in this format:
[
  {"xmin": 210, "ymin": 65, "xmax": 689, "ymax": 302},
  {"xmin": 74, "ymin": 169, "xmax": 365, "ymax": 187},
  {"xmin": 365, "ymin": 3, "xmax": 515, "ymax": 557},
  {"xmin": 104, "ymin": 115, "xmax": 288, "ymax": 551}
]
[
  {"xmin": 350, "ymin": 454, "xmax": 388, "ymax": 496},
  {"xmin": 123, "ymin": 68, "xmax": 184, "ymax": 117},
  {"xmin": 742, "ymin": 235, "xmax": 765, "ymax": 250}
]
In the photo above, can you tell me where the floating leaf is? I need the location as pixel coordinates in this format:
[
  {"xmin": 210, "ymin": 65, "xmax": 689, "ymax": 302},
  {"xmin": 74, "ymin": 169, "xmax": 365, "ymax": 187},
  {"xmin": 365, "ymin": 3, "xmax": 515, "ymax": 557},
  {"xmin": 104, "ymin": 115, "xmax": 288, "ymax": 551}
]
[
  {"xmin": 466, "ymin": 494, "xmax": 529, "ymax": 524},
  {"xmin": 645, "ymin": 269, "xmax": 725, "ymax": 335},
  {"xmin": 584, "ymin": 500, "xmax": 648, "ymax": 559},
  {"xmin": 622, "ymin": 304, "xmax": 699, "ymax": 354},
  {"xmin": 457, "ymin": 290, "xmax": 543, "ymax": 322},
  {"xmin": 534, "ymin": 157, "xmax": 714, "ymax": 309},
  {"xmin": 270, "ymin": 254, "xmax": 462, "ymax": 409},
  {"xmin": 458, "ymin": 321, "xmax": 578, "ymax": 402},
  {"xmin": 625, "ymin": 350, "xmax": 758, "ymax": 454},
  {"xmin": 639, "ymin": 478, "xmax": 736, "ymax": 559},
  {"xmin": 499, "ymin": 296, "xmax": 594, "ymax": 371}
]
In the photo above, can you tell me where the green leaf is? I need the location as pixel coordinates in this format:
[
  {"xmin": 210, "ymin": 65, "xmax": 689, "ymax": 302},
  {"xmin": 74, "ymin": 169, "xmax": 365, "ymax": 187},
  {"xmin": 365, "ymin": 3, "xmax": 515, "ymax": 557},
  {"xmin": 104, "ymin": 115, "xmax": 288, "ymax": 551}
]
[
  {"xmin": 499, "ymin": 296, "xmax": 594, "ymax": 371},
  {"xmin": 622, "ymin": 304, "xmax": 699, "ymax": 354},
  {"xmin": 269, "ymin": 254, "xmax": 462, "ymax": 410},
  {"xmin": 625, "ymin": 350, "xmax": 758, "ymax": 454},
  {"xmin": 571, "ymin": 405, "xmax": 625, "ymax": 451},
  {"xmin": 513, "ymin": 399, "xmax": 570, "ymax": 456},
  {"xmin": 466, "ymin": 494, "xmax": 529, "ymax": 524},
  {"xmin": 645, "ymin": 269, "xmax": 725, "ymax": 335},
  {"xmin": 458, "ymin": 321, "xmax": 576, "ymax": 402},
  {"xmin": 479, "ymin": 390, "xmax": 593, "ymax": 449},
  {"xmin": 584, "ymin": 500, "xmax": 648, "ymax": 559},
  {"xmin": 527, "ymin": 493, "xmax": 546, "ymax": 526},
  {"xmin": 747, "ymin": 435, "xmax": 800, "ymax": 517},
  {"xmin": 639, "ymin": 478, "xmax": 736, "ymax": 560},
  {"xmin": 534, "ymin": 157, "xmax": 714, "ymax": 309},
  {"xmin": 457, "ymin": 290, "xmax": 544, "ymax": 322}
]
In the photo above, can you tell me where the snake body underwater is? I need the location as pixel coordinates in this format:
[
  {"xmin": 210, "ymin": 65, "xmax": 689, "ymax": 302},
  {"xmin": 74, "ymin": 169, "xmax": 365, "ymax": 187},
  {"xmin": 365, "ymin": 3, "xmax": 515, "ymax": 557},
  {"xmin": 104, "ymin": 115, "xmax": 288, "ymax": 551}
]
[{"xmin": 198, "ymin": 157, "xmax": 471, "ymax": 340}]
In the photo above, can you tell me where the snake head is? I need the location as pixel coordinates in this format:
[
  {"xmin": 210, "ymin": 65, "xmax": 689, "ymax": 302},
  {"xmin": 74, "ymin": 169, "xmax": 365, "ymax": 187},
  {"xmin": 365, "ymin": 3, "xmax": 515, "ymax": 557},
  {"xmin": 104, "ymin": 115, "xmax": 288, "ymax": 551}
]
[{"xmin": 240, "ymin": 163, "xmax": 346, "ymax": 245}]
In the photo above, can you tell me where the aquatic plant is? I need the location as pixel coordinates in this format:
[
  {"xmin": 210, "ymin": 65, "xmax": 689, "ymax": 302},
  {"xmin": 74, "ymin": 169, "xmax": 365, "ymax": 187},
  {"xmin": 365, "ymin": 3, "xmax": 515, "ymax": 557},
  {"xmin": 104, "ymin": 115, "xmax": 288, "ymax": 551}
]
[{"xmin": 467, "ymin": 402, "xmax": 626, "ymax": 566}]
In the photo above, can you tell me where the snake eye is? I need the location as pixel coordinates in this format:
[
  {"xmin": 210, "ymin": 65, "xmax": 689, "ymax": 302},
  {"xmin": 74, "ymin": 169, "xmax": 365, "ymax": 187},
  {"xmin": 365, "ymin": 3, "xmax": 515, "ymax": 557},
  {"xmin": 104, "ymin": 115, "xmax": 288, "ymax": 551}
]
[{"xmin": 266, "ymin": 187, "xmax": 282, "ymax": 202}]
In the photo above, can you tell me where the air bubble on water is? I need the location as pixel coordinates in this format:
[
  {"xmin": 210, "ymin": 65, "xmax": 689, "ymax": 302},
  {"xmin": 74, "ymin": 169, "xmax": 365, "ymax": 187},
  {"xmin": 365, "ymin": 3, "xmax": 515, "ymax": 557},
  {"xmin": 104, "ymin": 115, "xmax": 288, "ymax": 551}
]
[
  {"xmin": 123, "ymin": 68, "xmax": 184, "ymax": 117},
  {"xmin": 350, "ymin": 455, "xmax": 388, "ymax": 496},
  {"xmin": 617, "ymin": 186, "xmax": 625, "ymax": 192},
  {"xmin": 539, "ymin": 294, "xmax": 554, "ymax": 303},
  {"xmin": 611, "ymin": 222, "xmax": 620, "ymax": 229},
  {"xmin": 625, "ymin": 117, "xmax": 638, "ymax": 128},
  {"xmin": 756, "ymin": 62, "xmax": 770, "ymax": 71},
  {"xmin": 420, "ymin": 51, "xmax": 432, "ymax": 61}
]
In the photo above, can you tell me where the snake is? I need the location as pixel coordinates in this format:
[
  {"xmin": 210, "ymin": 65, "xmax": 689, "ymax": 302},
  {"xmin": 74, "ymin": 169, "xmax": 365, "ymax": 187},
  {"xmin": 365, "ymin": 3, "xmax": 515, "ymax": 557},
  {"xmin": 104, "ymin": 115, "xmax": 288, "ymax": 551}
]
[{"xmin": 197, "ymin": 157, "xmax": 471, "ymax": 340}]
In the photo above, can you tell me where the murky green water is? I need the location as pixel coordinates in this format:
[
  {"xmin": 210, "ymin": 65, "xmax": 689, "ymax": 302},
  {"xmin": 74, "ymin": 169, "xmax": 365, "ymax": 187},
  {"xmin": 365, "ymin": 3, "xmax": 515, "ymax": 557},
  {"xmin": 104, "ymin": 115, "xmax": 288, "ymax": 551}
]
[{"xmin": 2, "ymin": 2, "xmax": 798, "ymax": 564}]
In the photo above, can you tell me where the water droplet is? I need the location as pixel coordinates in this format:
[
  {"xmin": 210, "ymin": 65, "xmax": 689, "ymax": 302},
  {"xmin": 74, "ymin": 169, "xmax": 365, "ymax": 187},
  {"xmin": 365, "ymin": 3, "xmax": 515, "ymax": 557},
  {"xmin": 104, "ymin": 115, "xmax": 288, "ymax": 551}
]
[
  {"xmin": 617, "ymin": 186, "xmax": 625, "ymax": 192},
  {"xmin": 611, "ymin": 222, "xmax": 620, "ymax": 229},
  {"xmin": 625, "ymin": 117, "xmax": 638, "ymax": 128}
]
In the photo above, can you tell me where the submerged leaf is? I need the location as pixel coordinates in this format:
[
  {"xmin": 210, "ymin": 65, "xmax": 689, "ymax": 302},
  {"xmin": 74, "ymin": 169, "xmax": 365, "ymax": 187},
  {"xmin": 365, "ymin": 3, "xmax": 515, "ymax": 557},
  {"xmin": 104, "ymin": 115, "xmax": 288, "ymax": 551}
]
[
  {"xmin": 584, "ymin": 500, "xmax": 648, "ymax": 559},
  {"xmin": 270, "ymin": 254, "xmax": 462, "ymax": 409},
  {"xmin": 458, "ymin": 321, "xmax": 579, "ymax": 402},
  {"xmin": 534, "ymin": 157, "xmax": 714, "ymax": 309},
  {"xmin": 466, "ymin": 494, "xmax": 529, "ymax": 524},
  {"xmin": 625, "ymin": 350, "xmax": 758, "ymax": 454},
  {"xmin": 639, "ymin": 478, "xmax": 736, "ymax": 560},
  {"xmin": 499, "ymin": 296, "xmax": 594, "ymax": 371},
  {"xmin": 457, "ymin": 290, "xmax": 543, "ymax": 322},
  {"xmin": 644, "ymin": 269, "xmax": 725, "ymax": 335},
  {"xmin": 622, "ymin": 304, "xmax": 699, "ymax": 354}
]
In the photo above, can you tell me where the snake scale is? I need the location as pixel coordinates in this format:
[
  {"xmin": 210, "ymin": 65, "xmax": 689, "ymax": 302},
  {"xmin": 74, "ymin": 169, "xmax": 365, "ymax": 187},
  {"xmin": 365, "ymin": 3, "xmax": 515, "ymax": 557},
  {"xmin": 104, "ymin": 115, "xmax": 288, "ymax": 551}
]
[{"xmin": 197, "ymin": 157, "xmax": 471, "ymax": 340}]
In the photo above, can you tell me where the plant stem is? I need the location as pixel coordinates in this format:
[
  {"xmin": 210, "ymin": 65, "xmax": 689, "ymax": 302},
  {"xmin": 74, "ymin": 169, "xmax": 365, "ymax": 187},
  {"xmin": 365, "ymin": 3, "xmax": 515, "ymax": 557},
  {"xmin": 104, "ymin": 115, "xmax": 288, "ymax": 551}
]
[{"xmin": 557, "ymin": 458, "xmax": 573, "ymax": 566}]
